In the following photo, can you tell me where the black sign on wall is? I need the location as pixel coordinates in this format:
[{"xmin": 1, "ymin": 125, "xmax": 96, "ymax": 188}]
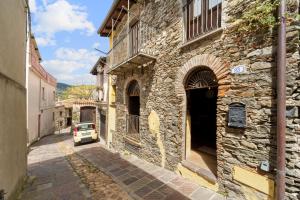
[{"xmin": 228, "ymin": 103, "xmax": 246, "ymax": 128}]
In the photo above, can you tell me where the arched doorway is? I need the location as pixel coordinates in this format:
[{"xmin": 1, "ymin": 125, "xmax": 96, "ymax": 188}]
[
  {"xmin": 126, "ymin": 80, "xmax": 140, "ymax": 141},
  {"xmin": 185, "ymin": 66, "xmax": 218, "ymax": 175}
]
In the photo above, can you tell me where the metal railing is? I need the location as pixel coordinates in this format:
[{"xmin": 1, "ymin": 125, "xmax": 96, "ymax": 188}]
[
  {"xmin": 126, "ymin": 114, "xmax": 140, "ymax": 141},
  {"xmin": 108, "ymin": 20, "xmax": 157, "ymax": 69},
  {"xmin": 183, "ymin": 0, "xmax": 222, "ymax": 42}
]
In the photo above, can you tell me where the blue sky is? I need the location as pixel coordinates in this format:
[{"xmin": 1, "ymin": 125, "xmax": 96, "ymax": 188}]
[{"xmin": 29, "ymin": 0, "xmax": 113, "ymax": 85}]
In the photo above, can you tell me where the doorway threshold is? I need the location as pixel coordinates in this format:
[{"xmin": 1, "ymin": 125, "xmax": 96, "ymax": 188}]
[{"xmin": 181, "ymin": 160, "xmax": 217, "ymax": 184}]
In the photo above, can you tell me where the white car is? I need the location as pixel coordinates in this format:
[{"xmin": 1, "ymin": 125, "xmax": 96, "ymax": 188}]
[{"xmin": 73, "ymin": 122, "xmax": 98, "ymax": 146}]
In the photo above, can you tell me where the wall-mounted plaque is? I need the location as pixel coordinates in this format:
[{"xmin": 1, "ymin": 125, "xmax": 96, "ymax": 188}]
[
  {"xmin": 231, "ymin": 65, "xmax": 247, "ymax": 74},
  {"xmin": 228, "ymin": 103, "xmax": 246, "ymax": 128}
]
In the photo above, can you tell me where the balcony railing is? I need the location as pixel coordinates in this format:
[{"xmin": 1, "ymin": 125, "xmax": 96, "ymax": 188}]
[
  {"xmin": 108, "ymin": 21, "xmax": 157, "ymax": 72},
  {"xmin": 183, "ymin": 0, "xmax": 222, "ymax": 42},
  {"xmin": 126, "ymin": 114, "xmax": 140, "ymax": 142}
]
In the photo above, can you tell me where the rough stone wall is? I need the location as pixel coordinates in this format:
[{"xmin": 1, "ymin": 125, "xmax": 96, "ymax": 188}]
[
  {"xmin": 55, "ymin": 106, "xmax": 66, "ymax": 131},
  {"xmin": 285, "ymin": 1, "xmax": 300, "ymax": 198},
  {"xmin": 111, "ymin": 0, "xmax": 300, "ymax": 199}
]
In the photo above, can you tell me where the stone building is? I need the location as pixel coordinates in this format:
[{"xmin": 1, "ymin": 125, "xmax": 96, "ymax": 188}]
[
  {"xmin": 54, "ymin": 105, "xmax": 66, "ymax": 131},
  {"xmin": 26, "ymin": 35, "xmax": 57, "ymax": 145},
  {"xmin": 71, "ymin": 100, "xmax": 99, "ymax": 133},
  {"xmin": 55, "ymin": 100, "xmax": 73, "ymax": 129},
  {"xmin": 0, "ymin": 0, "xmax": 28, "ymax": 199},
  {"xmin": 99, "ymin": 0, "xmax": 300, "ymax": 199},
  {"xmin": 91, "ymin": 57, "xmax": 108, "ymax": 144}
]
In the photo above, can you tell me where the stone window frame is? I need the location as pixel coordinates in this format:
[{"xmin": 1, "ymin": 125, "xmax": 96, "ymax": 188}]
[
  {"xmin": 175, "ymin": 54, "xmax": 230, "ymax": 181},
  {"xmin": 180, "ymin": 0, "xmax": 227, "ymax": 47}
]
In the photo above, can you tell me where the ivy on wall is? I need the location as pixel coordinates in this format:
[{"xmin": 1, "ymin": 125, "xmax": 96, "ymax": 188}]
[{"xmin": 237, "ymin": 0, "xmax": 279, "ymax": 35}]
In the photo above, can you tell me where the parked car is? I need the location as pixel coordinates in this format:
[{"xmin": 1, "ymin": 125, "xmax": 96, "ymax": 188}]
[{"xmin": 73, "ymin": 122, "xmax": 97, "ymax": 146}]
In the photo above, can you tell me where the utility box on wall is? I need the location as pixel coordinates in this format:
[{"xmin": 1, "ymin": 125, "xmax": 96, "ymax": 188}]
[{"xmin": 228, "ymin": 103, "xmax": 246, "ymax": 128}]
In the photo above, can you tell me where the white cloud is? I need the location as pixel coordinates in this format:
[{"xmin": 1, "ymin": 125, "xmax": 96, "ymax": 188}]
[
  {"xmin": 35, "ymin": 36, "xmax": 56, "ymax": 46},
  {"xmin": 42, "ymin": 47, "xmax": 98, "ymax": 85},
  {"xmin": 29, "ymin": 0, "xmax": 37, "ymax": 13},
  {"xmin": 32, "ymin": 0, "xmax": 95, "ymax": 46},
  {"xmin": 55, "ymin": 74, "xmax": 95, "ymax": 85},
  {"xmin": 42, "ymin": 60, "xmax": 85, "ymax": 74},
  {"xmin": 92, "ymin": 42, "xmax": 100, "ymax": 49},
  {"xmin": 55, "ymin": 48, "xmax": 98, "ymax": 63}
]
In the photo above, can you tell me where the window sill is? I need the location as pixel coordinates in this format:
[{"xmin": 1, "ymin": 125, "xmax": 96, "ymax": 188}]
[
  {"xmin": 124, "ymin": 136, "xmax": 141, "ymax": 147},
  {"xmin": 180, "ymin": 28, "xmax": 223, "ymax": 49}
]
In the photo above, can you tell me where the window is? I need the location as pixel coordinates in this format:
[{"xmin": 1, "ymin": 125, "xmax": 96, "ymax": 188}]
[
  {"xmin": 209, "ymin": 0, "xmax": 219, "ymax": 9},
  {"xmin": 100, "ymin": 72, "xmax": 104, "ymax": 87},
  {"xmin": 60, "ymin": 111, "xmax": 63, "ymax": 117},
  {"xmin": 42, "ymin": 87, "xmax": 45, "ymax": 100},
  {"xmin": 184, "ymin": 0, "xmax": 222, "ymax": 41},
  {"xmin": 193, "ymin": 0, "xmax": 202, "ymax": 17},
  {"xmin": 77, "ymin": 124, "xmax": 95, "ymax": 131}
]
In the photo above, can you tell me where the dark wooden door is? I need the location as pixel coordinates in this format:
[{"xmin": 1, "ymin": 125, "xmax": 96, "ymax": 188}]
[
  {"xmin": 100, "ymin": 114, "xmax": 106, "ymax": 141},
  {"xmin": 80, "ymin": 107, "xmax": 96, "ymax": 123}
]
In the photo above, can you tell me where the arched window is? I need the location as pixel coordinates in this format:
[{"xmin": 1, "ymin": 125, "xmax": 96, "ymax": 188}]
[{"xmin": 185, "ymin": 67, "xmax": 218, "ymax": 90}]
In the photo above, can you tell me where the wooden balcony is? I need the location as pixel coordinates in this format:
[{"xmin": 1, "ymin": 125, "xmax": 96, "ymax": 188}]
[{"xmin": 107, "ymin": 21, "xmax": 157, "ymax": 74}]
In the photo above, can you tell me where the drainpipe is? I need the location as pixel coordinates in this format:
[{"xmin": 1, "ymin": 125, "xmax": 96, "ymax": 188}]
[{"xmin": 276, "ymin": 0, "xmax": 286, "ymax": 199}]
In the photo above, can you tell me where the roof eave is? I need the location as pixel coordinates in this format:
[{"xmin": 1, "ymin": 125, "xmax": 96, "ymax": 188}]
[
  {"xmin": 90, "ymin": 57, "xmax": 107, "ymax": 75},
  {"xmin": 97, "ymin": 0, "xmax": 121, "ymax": 37}
]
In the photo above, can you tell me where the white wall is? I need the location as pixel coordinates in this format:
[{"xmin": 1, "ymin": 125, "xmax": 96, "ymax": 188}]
[
  {"xmin": 40, "ymin": 79, "xmax": 56, "ymax": 137},
  {"xmin": 27, "ymin": 69, "xmax": 41, "ymax": 144}
]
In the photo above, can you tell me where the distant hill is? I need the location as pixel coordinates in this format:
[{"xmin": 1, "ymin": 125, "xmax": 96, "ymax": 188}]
[
  {"xmin": 57, "ymin": 82, "xmax": 71, "ymax": 91},
  {"xmin": 58, "ymin": 85, "xmax": 96, "ymax": 100},
  {"xmin": 56, "ymin": 83, "xmax": 72, "ymax": 98}
]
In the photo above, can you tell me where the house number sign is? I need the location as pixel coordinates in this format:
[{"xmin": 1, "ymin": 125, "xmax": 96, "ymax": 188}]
[
  {"xmin": 231, "ymin": 65, "xmax": 247, "ymax": 74},
  {"xmin": 228, "ymin": 103, "xmax": 246, "ymax": 128}
]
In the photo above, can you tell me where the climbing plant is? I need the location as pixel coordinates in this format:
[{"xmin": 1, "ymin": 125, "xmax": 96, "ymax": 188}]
[{"xmin": 237, "ymin": 0, "xmax": 279, "ymax": 34}]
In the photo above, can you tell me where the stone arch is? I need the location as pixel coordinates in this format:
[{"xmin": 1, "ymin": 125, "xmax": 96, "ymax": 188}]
[
  {"xmin": 127, "ymin": 80, "xmax": 140, "ymax": 96},
  {"xmin": 123, "ymin": 76, "xmax": 143, "ymax": 106},
  {"xmin": 175, "ymin": 54, "xmax": 230, "ymax": 97}
]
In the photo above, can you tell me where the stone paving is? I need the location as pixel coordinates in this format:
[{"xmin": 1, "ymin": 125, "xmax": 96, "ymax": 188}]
[
  {"xmin": 19, "ymin": 132, "xmax": 225, "ymax": 200},
  {"xmin": 19, "ymin": 134, "xmax": 92, "ymax": 200},
  {"xmin": 63, "ymin": 135, "xmax": 224, "ymax": 200}
]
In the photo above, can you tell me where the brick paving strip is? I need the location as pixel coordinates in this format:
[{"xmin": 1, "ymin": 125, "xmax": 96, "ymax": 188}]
[{"xmin": 57, "ymin": 142, "xmax": 131, "ymax": 200}]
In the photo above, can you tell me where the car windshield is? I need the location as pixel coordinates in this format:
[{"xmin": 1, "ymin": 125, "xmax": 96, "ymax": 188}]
[{"xmin": 77, "ymin": 124, "xmax": 94, "ymax": 131}]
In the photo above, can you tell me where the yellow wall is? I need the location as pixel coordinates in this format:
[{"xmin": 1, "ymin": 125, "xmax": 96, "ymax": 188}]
[
  {"xmin": 109, "ymin": 32, "xmax": 114, "ymax": 48},
  {"xmin": 233, "ymin": 166, "xmax": 275, "ymax": 199},
  {"xmin": 107, "ymin": 71, "xmax": 116, "ymax": 148}
]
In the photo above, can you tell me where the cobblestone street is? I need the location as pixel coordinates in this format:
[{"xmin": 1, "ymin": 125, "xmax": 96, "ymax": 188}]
[{"xmin": 19, "ymin": 131, "xmax": 224, "ymax": 200}]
